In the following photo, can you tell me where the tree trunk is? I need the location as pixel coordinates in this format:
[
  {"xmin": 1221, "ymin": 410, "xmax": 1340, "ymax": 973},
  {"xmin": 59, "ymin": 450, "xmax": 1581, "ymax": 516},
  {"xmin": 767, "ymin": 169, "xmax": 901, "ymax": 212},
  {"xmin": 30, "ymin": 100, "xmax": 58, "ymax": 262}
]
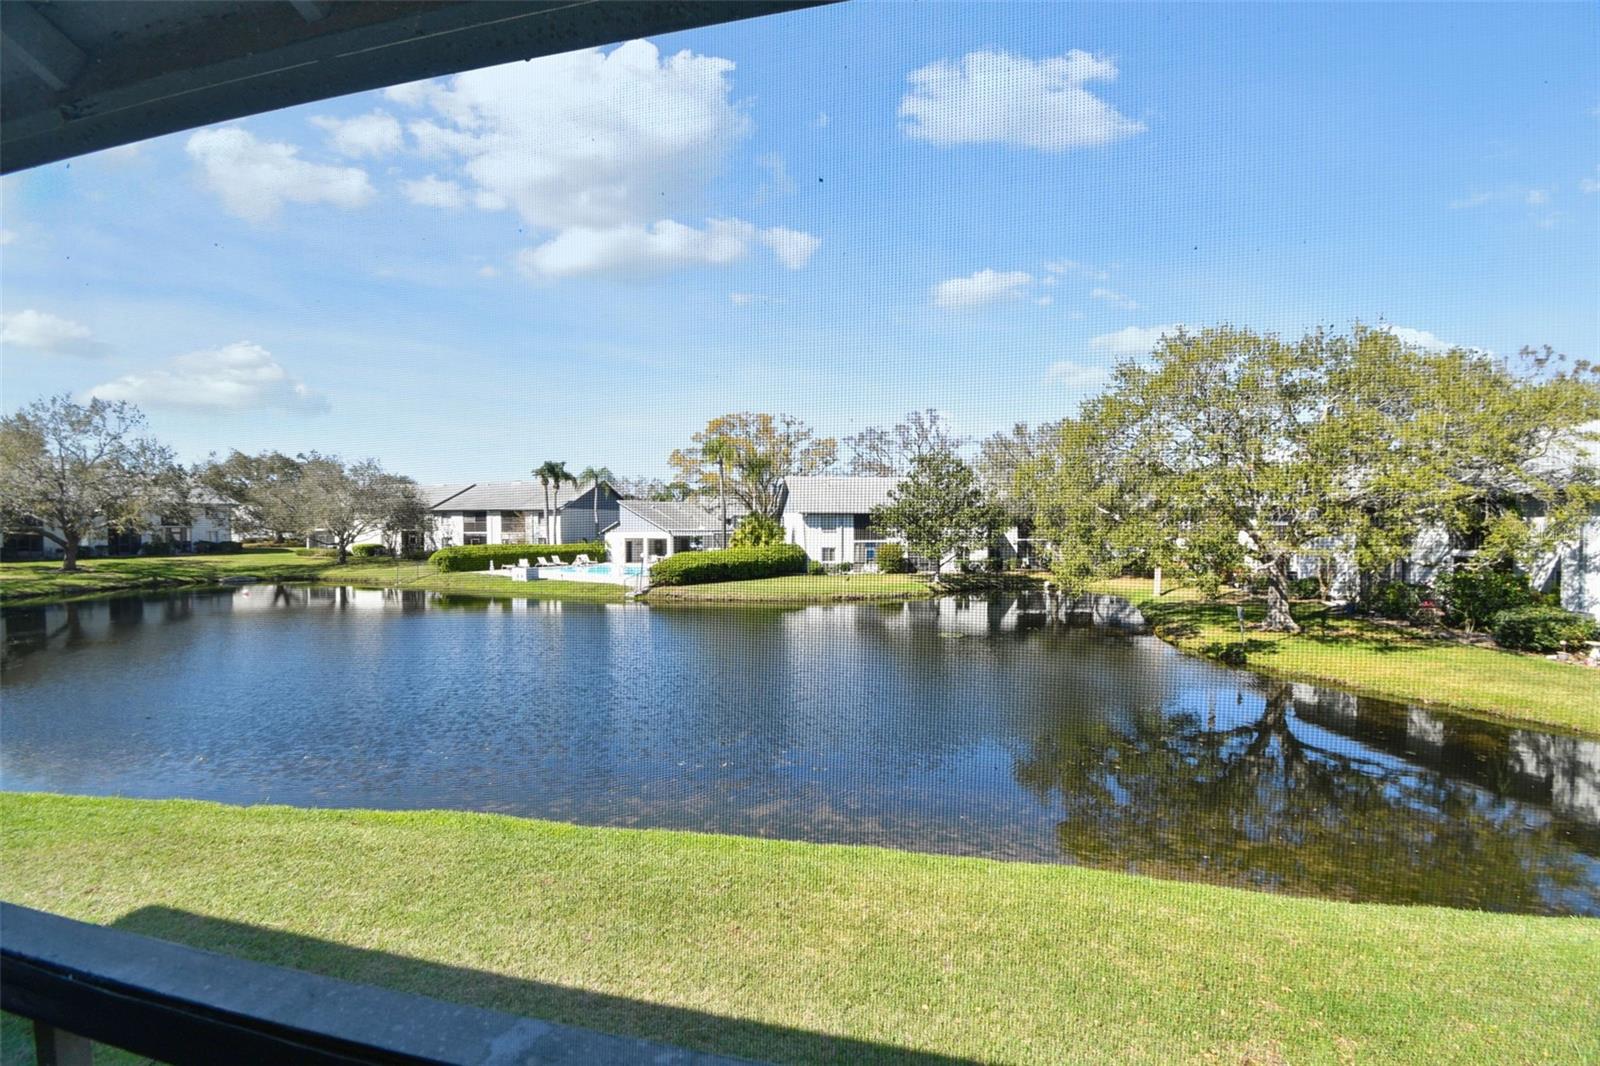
[
  {"xmin": 337, "ymin": 541, "xmax": 349, "ymax": 565},
  {"xmin": 1263, "ymin": 555, "xmax": 1300, "ymax": 633},
  {"xmin": 60, "ymin": 536, "xmax": 81, "ymax": 573}
]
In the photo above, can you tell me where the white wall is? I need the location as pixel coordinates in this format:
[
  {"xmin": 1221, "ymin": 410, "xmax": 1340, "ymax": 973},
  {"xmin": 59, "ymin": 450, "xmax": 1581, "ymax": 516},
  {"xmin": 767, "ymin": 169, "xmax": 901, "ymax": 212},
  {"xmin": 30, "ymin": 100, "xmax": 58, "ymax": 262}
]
[{"xmin": 1561, "ymin": 517, "xmax": 1600, "ymax": 621}]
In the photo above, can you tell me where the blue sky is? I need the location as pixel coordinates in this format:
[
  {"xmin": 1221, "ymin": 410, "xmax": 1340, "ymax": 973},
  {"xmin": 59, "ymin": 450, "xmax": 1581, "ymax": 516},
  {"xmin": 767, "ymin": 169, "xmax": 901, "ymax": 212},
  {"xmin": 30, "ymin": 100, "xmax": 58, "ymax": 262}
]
[{"xmin": 2, "ymin": 2, "xmax": 1596, "ymax": 482}]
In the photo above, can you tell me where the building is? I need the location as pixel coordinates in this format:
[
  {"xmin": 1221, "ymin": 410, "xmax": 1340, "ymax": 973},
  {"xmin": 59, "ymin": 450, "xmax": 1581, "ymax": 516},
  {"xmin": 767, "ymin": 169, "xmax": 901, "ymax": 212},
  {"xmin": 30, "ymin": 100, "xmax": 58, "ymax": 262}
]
[
  {"xmin": 778, "ymin": 475, "xmax": 900, "ymax": 568},
  {"xmin": 602, "ymin": 498, "xmax": 748, "ymax": 564},
  {"xmin": 1, "ymin": 491, "xmax": 237, "ymax": 560},
  {"xmin": 421, "ymin": 480, "xmax": 621, "ymax": 550}
]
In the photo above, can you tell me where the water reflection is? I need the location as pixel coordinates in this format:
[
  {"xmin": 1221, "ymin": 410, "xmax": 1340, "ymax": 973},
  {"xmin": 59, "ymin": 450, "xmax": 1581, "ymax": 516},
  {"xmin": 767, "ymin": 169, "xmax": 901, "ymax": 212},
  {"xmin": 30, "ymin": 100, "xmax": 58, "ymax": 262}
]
[{"xmin": 2, "ymin": 586, "xmax": 1596, "ymax": 915}]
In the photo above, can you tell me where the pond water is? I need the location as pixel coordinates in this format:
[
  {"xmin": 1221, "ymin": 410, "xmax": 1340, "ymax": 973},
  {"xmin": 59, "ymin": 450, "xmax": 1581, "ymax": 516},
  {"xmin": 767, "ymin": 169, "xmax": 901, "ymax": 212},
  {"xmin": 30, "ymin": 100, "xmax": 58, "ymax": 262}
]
[{"xmin": 3, "ymin": 585, "xmax": 1597, "ymax": 916}]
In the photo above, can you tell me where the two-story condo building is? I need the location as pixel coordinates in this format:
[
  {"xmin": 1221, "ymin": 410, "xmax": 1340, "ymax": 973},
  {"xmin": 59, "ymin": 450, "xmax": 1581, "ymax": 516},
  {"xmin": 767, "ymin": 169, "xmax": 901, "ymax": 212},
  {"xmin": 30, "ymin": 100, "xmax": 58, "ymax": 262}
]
[
  {"xmin": 420, "ymin": 480, "xmax": 621, "ymax": 550},
  {"xmin": 602, "ymin": 498, "xmax": 749, "ymax": 564}
]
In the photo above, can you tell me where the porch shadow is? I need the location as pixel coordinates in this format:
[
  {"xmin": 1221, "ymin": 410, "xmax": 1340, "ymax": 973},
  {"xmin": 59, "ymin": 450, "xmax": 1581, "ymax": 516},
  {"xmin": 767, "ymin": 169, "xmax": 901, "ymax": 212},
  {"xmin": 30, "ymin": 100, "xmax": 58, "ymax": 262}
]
[{"xmin": 107, "ymin": 906, "xmax": 974, "ymax": 1065}]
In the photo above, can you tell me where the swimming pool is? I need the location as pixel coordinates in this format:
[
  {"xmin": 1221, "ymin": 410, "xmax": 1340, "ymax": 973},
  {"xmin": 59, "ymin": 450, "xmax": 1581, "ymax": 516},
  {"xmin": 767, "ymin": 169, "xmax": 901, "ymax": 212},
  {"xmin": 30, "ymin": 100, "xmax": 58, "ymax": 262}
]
[{"xmin": 511, "ymin": 563, "xmax": 644, "ymax": 584}]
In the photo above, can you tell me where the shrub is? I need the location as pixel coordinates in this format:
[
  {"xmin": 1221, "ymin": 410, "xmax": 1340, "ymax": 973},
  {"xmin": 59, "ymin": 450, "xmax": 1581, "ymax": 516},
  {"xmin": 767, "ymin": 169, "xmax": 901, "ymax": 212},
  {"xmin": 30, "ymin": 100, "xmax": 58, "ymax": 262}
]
[
  {"xmin": 210, "ymin": 540, "xmax": 242, "ymax": 554},
  {"xmin": 429, "ymin": 542, "xmax": 603, "ymax": 572},
  {"xmin": 838, "ymin": 561, "xmax": 853, "ymax": 573},
  {"xmin": 1289, "ymin": 576, "xmax": 1322, "ymax": 600},
  {"xmin": 139, "ymin": 541, "xmax": 173, "ymax": 557},
  {"xmin": 729, "ymin": 512, "xmax": 783, "ymax": 548},
  {"xmin": 1436, "ymin": 569, "xmax": 1538, "ymax": 631},
  {"xmin": 808, "ymin": 560, "xmax": 825, "ymax": 576},
  {"xmin": 1490, "ymin": 606, "xmax": 1599, "ymax": 653},
  {"xmin": 351, "ymin": 543, "xmax": 389, "ymax": 558},
  {"xmin": 1365, "ymin": 580, "xmax": 1424, "ymax": 620},
  {"xmin": 292, "ymin": 547, "xmax": 337, "ymax": 558},
  {"xmin": 649, "ymin": 544, "xmax": 808, "ymax": 586},
  {"xmin": 875, "ymin": 542, "xmax": 907, "ymax": 574}
]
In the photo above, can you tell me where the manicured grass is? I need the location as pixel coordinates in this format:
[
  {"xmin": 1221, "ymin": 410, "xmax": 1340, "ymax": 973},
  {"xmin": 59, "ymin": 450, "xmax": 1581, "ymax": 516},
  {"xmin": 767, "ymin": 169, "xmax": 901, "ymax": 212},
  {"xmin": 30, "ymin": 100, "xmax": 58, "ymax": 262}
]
[
  {"xmin": 645, "ymin": 571, "xmax": 937, "ymax": 603},
  {"xmin": 0, "ymin": 549, "xmax": 330, "ymax": 604},
  {"xmin": 1, "ymin": 793, "xmax": 1596, "ymax": 1065},
  {"xmin": 0, "ymin": 551, "xmax": 624, "ymax": 605},
  {"xmin": 1090, "ymin": 577, "xmax": 1600, "ymax": 736}
]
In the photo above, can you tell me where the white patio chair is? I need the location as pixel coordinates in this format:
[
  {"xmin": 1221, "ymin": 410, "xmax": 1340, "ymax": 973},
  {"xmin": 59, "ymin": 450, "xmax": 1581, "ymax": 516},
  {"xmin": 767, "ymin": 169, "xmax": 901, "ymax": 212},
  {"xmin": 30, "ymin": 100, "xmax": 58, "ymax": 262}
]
[{"xmin": 573, "ymin": 554, "xmax": 594, "ymax": 565}]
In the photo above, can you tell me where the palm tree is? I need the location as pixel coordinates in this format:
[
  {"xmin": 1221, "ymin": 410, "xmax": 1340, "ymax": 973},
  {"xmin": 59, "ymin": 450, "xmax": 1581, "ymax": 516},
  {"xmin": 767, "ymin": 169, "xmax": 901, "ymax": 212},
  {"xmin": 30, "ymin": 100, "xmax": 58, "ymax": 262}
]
[
  {"xmin": 700, "ymin": 437, "xmax": 737, "ymax": 549},
  {"xmin": 577, "ymin": 465, "xmax": 616, "ymax": 538},
  {"xmin": 532, "ymin": 460, "xmax": 576, "ymax": 544}
]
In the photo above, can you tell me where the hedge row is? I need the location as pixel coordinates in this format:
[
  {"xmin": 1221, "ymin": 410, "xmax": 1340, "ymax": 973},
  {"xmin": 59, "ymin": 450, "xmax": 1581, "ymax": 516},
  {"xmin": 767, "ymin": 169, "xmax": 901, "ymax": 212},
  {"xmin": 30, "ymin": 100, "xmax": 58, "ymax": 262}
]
[
  {"xmin": 648, "ymin": 544, "xmax": 808, "ymax": 586},
  {"xmin": 429, "ymin": 541, "xmax": 605, "ymax": 572},
  {"xmin": 1491, "ymin": 605, "xmax": 1599, "ymax": 653}
]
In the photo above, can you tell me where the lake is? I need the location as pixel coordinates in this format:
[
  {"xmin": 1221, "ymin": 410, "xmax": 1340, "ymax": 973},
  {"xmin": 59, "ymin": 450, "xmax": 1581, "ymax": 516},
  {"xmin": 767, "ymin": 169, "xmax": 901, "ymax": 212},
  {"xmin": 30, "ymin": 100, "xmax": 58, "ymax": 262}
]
[{"xmin": 3, "ymin": 585, "xmax": 1597, "ymax": 916}]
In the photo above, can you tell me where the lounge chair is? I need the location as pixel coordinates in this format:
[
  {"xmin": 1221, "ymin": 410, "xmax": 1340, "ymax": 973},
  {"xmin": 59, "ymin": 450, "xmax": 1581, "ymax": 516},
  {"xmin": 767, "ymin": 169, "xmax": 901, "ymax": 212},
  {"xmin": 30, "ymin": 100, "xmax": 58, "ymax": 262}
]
[
  {"xmin": 573, "ymin": 554, "xmax": 594, "ymax": 565},
  {"xmin": 518, "ymin": 558, "xmax": 531, "ymax": 568},
  {"xmin": 539, "ymin": 556, "xmax": 561, "ymax": 566}
]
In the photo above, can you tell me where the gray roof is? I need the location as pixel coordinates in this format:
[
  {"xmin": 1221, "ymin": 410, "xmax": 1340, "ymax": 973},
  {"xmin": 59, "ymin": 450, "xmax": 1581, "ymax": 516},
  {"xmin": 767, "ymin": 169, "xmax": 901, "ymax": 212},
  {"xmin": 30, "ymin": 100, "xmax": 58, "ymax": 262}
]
[
  {"xmin": 429, "ymin": 480, "xmax": 605, "ymax": 513},
  {"xmin": 619, "ymin": 498, "xmax": 748, "ymax": 533},
  {"xmin": 782, "ymin": 476, "xmax": 900, "ymax": 514},
  {"xmin": 415, "ymin": 483, "xmax": 474, "ymax": 508}
]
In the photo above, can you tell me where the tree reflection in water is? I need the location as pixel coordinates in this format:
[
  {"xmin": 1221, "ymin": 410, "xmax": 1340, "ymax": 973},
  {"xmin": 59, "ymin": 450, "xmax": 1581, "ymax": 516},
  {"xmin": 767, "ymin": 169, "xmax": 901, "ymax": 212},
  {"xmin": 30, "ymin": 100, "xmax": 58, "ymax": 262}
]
[{"xmin": 1016, "ymin": 681, "xmax": 1600, "ymax": 914}]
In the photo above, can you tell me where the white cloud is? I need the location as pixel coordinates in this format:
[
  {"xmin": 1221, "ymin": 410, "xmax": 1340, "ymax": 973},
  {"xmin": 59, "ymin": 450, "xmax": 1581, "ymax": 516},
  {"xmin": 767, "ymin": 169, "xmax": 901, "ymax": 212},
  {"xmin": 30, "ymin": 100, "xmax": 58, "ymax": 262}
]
[
  {"xmin": 932, "ymin": 268, "xmax": 1034, "ymax": 310},
  {"xmin": 1449, "ymin": 191, "xmax": 1495, "ymax": 209},
  {"xmin": 88, "ymin": 342, "xmax": 326, "ymax": 412},
  {"xmin": 755, "ymin": 152, "xmax": 794, "ymax": 200},
  {"xmin": 477, "ymin": 265, "xmax": 499, "ymax": 279},
  {"xmin": 1045, "ymin": 361, "xmax": 1110, "ymax": 391},
  {"xmin": 760, "ymin": 226, "xmax": 821, "ymax": 269},
  {"xmin": 1090, "ymin": 286, "xmax": 1138, "ymax": 310},
  {"xmin": 516, "ymin": 219, "xmax": 755, "ymax": 278},
  {"xmin": 1379, "ymin": 324, "xmax": 1459, "ymax": 352},
  {"xmin": 729, "ymin": 292, "xmax": 755, "ymax": 306},
  {"xmin": 1, "ymin": 309, "xmax": 102, "ymax": 356},
  {"xmin": 185, "ymin": 127, "xmax": 375, "ymax": 223},
  {"xmin": 813, "ymin": 112, "xmax": 830, "ymax": 128},
  {"xmin": 901, "ymin": 49, "xmax": 1144, "ymax": 151},
  {"xmin": 1035, "ymin": 294, "xmax": 1054, "ymax": 307},
  {"xmin": 1581, "ymin": 167, "xmax": 1599, "ymax": 194},
  {"xmin": 0, "ymin": 228, "xmax": 15, "ymax": 246},
  {"xmin": 403, "ymin": 174, "xmax": 468, "ymax": 209},
  {"xmin": 389, "ymin": 40, "xmax": 747, "ymax": 231},
  {"xmin": 1525, "ymin": 188, "xmax": 1550, "ymax": 206},
  {"xmin": 1044, "ymin": 258, "xmax": 1110, "ymax": 281},
  {"xmin": 310, "ymin": 111, "xmax": 403, "ymax": 158},
  {"xmin": 1089, "ymin": 324, "xmax": 1184, "ymax": 358}
]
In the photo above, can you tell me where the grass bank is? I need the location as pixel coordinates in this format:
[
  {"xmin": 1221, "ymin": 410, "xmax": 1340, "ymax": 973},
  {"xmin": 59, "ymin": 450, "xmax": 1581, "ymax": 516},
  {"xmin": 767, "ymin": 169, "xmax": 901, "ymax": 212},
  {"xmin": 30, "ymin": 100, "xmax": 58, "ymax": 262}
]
[
  {"xmin": 2, "ymin": 793, "xmax": 1595, "ymax": 1065},
  {"xmin": 0, "ymin": 551, "xmax": 624, "ymax": 606},
  {"xmin": 1090, "ymin": 577, "xmax": 1600, "ymax": 736},
  {"xmin": 644, "ymin": 571, "xmax": 936, "ymax": 603}
]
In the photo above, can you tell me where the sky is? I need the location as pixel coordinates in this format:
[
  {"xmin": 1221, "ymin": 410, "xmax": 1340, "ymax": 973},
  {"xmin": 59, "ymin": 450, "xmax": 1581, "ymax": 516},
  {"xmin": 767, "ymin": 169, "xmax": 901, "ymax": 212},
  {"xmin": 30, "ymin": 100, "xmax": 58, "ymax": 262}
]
[{"xmin": 2, "ymin": 2, "xmax": 1597, "ymax": 483}]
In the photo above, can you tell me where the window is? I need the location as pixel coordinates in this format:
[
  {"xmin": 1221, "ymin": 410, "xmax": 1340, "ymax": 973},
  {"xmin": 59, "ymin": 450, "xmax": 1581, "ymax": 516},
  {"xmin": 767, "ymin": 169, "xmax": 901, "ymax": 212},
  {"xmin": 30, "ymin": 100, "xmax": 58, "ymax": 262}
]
[{"xmin": 820, "ymin": 547, "xmax": 835, "ymax": 562}]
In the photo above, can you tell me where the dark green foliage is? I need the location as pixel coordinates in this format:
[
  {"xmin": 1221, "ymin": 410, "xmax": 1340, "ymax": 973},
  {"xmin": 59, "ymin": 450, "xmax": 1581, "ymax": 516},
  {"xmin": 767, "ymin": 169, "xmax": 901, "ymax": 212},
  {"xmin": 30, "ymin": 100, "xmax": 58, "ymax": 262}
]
[
  {"xmin": 1290, "ymin": 577, "xmax": 1322, "ymax": 599},
  {"xmin": 429, "ymin": 542, "xmax": 603, "ymax": 572},
  {"xmin": 875, "ymin": 542, "xmax": 907, "ymax": 574},
  {"xmin": 1490, "ymin": 606, "xmax": 1598, "ymax": 653},
  {"xmin": 838, "ymin": 561, "xmax": 853, "ymax": 573},
  {"xmin": 1437, "ymin": 569, "xmax": 1539, "ymax": 631},
  {"xmin": 807, "ymin": 560, "xmax": 825, "ymax": 576},
  {"xmin": 138, "ymin": 541, "xmax": 173, "ymax": 557},
  {"xmin": 648, "ymin": 544, "xmax": 808, "ymax": 586},
  {"xmin": 1366, "ymin": 580, "xmax": 1425, "ymax": 620},
  {"xmin": 292, "ymin": 547, "xmax": 337, "ymax": 558},
  {"xmin": 351, "ymin": 543, "xmax": 388, "ymax": 558},
  {"xmin": 190, "ymin": 540, "xmax": 242, "ymax": 554}
]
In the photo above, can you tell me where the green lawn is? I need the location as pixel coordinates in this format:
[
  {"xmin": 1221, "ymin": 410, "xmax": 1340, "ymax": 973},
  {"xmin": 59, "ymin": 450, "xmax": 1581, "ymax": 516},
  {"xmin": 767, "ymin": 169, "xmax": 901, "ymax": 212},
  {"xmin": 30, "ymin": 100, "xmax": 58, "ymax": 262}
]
[
  {"xmin": 1090, "ymin": 577, "xmax": 1600, "ymax": 736},
  {"xmin": 1, "ymin": 793, "xmax": 1595, "ymax": 1065},
  {"xmin": 645, "ymin": 571, "xmax": 937, "ymax": 603},
  {"xmin": 0, "ymin": 551, "xmax": 624, "ymax": 605}
]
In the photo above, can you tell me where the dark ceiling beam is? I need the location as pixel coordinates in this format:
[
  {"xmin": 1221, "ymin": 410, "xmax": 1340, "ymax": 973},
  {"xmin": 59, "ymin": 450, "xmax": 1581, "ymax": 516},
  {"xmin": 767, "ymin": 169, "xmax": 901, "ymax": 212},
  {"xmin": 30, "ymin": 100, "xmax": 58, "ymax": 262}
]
[
  {"xmin": 1, "ymin": 1, "xmax": 830, "ymax": 175},
  {"xmin": 1, "ymin": 2, "xmax": 88, "ymax": 92}
]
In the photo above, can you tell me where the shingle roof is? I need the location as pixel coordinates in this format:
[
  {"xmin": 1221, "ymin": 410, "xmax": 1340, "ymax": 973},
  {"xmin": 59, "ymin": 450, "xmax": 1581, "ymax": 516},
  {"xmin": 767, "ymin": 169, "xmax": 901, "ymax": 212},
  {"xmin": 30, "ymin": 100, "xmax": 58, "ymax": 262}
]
[
  {"xmin": 620, "ymin": 498, "xmax": 748, "ymax": 532},
  {"xmin": 416, "ymin": 483, "xmax": 474, "ymax": 508},
  {"xmin": 428, "ymin": 480, "xmax": 602, "ymax": 512},
  {"xmin": 781, "ymin": 476, "xmax": 900, "ymax": 514}
]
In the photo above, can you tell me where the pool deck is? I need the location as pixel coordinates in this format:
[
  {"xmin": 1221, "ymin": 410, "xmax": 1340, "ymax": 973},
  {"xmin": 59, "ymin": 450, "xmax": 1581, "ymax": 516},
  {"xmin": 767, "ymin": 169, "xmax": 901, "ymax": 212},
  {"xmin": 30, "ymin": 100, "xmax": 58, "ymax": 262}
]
[{"xmin": 492, "ymin": 564, "xmax": 642, "ymax": 586}]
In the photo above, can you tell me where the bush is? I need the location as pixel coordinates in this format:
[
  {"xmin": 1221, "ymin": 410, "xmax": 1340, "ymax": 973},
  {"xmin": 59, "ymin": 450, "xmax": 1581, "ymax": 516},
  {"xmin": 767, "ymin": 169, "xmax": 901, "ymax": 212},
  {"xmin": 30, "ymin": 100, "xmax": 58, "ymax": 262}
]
[
  {"xmin": 729, "ymin": 512, "xmax": 783, "ymax": 548},
  {"xmin": 1436, "ymin": 569, "xmax": 1538, "ymax": 631},
  {"xmin": 351, "ymin": 543, "xmax": 389, "ymax": 558},
  {"xmin": 1490, "ymin": 606, "xmax": 1599, "ymax": 653},
  {"xmin": 808, "ymin": 560, "xmax": 825, "ymax": 576},
  {"xmin": 139, "ymin": 541, "xmax": 173, "ymax": 557},
  {"xmin": 428, "ymin": 542, "xmax": 603, "ymax": 572},
  {"xmin": 292, "ymin": 547, "xmax": 337, "ymax": 558},
  {"xmin": 875, "ymin": 542, "xmax": 907, "ymax": 574},
  {"xmin": 210, "ymin": 540, "xmax": 243, "ymax": 554},
  {"xmin": 838, "ymin": 561, "xmax": 853, "ymax": 573},
  {"xmin": 1365, "ymin": 580, "xmax": 1424, "ymax": 620},
  {"xmin": 649, "ymin": 544, "xmax": 808, "ymax": 586},
  {"xmin": 1289, "ymin": 576, "xmax": 1322, "ymax": 599}
]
